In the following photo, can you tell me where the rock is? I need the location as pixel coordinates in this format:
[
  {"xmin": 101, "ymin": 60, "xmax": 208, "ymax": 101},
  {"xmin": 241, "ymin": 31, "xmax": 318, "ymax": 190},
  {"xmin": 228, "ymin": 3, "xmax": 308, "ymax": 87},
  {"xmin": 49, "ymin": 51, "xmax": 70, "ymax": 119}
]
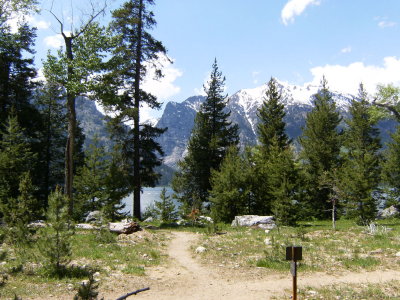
[
  {"xmin": 75, "ymin": 223, "xmax": 97, "ymax": 230},
  {"xmin": 395, "ymin": 251, "xmax": 400, "ymax": 257},
  {"xmin": 264, "ymin": 237, "xmax": 272, "ymax": 245},
  {"xmin": 195, "ymin": 246, "xmax": 207, "ymax": 253},
  {"xmin": 377, "ymin": 206, "xmax": 399, "ymax": 219},
  {"xmin": 67, "ymin": 283, "xmax": 74, "ymax": 291},
  {"xmin": 265, "ymin": 230, "xmax": 270, "ymax": 234},
  {"xmin": 143, "ymin": 217, "xmax": 154, "ymax": 223},
  {"xmin": 109, "ymin": 221, "xmax": 141, "ymax": 234},
  {"xmin": 231, "ymin": 215, "xmax": 275, "ymax": 227},
  {"xmin": 27, "ymin": 220, "xmax": 46, "ymax": 228},
  {"xmin": 85, "ymin": 211, "xmax": 103, "ymax": 223},
  {"xmin": 198, "ymin": 216, "xmax": 213, "ymax": 223},
  {"xmin": 369, "ymin": 248, "xmax": 383, "ymax": 255}
]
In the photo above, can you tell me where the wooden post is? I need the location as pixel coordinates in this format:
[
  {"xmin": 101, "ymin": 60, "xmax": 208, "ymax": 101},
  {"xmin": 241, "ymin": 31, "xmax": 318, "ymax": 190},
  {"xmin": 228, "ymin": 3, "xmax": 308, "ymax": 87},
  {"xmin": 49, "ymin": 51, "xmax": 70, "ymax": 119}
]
[{"xmin": 286, "ymin": 246, "xmax": 302, "ymax": 300}]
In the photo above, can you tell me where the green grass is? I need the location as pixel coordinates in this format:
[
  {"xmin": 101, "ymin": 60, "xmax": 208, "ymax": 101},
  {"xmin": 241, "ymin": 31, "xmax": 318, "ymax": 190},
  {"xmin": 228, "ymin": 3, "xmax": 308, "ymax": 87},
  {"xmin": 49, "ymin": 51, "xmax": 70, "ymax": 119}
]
[
  {"xmin": 0, "ymin": 229, "xmax": 166, "ymax": 299},
  {"xmin": 196, "ymin": 218, "xmax": 400, "ymax": 273}
]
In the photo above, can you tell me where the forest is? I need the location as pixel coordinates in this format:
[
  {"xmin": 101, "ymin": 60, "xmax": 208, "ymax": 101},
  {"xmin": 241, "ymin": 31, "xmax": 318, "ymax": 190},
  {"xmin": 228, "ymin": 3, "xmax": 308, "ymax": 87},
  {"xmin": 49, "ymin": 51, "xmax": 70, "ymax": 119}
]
[{"xmin": 1, "ymin": 0, "xmax": 400, "ymax": 297}]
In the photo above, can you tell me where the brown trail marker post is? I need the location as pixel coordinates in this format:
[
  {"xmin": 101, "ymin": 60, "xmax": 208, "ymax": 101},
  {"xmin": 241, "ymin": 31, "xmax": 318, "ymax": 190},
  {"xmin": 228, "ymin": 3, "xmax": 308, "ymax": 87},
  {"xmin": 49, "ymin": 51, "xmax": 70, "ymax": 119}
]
[{"xmin": 286, "ymin": 246, "xmax": 302, "ymax": 300}]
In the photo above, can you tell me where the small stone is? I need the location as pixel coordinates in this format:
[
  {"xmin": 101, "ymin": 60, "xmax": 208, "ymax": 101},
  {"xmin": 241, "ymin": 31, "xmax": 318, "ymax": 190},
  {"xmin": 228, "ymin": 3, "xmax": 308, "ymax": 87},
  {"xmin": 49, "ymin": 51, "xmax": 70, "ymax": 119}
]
[
  {"xmin": 307, "ymin": 290, "xmax": 317, "ymax": 296},
  {"xmin": 67, "ymin": 283, "xmax": 74, "ymax": 291},
  {"xmin": 93, "ymin": 272, "xmax": 100, "ymax": 277},
  {"xmin": 264, "ymin": 237, "xmax": 272, "ymax": 245},
  {"xmin": 265, "ymin": 229, "xmax": 270, "ymax": 234},
  {"xmin": 369, "ymin": 249, "xmax": 383, "ymax": 255},
  {"xmin": 395, "ymin": 251, "xmax": 400, "ymax": 257},
  {"xmin": 143, "ymin": 253, "xmax": 148, "ymax": 258},
  {"xmin": 195, "ymin": 246, "xmax": 206, "ymax": 253}
]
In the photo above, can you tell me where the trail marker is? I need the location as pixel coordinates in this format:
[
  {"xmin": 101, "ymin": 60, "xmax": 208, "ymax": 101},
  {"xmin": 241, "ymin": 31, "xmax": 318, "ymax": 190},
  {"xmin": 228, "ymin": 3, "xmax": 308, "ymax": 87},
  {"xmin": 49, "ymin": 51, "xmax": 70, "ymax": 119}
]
[{"xmin": 286, "ymin": 246, "xmax": 302, "ymax": 300}]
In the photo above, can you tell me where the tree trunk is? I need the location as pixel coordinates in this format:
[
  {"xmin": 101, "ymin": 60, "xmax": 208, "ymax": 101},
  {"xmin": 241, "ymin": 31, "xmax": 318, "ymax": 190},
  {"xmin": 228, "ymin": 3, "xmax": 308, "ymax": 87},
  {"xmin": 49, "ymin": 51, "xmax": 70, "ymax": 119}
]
[
  {"xmin": 64, "ymin": 36, "xmax": 76, "ymax": 216},
  {"xmin": 132, "ymin": 0, "xmax": 144, "ymax": 220}
]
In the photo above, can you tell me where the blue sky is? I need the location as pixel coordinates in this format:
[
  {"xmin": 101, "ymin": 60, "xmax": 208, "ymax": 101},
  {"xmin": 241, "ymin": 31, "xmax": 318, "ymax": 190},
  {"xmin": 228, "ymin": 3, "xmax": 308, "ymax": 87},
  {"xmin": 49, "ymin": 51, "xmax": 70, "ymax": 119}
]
[{"xmin": 16, "ymin": 0, "xmax": 400, "ymax": 120}]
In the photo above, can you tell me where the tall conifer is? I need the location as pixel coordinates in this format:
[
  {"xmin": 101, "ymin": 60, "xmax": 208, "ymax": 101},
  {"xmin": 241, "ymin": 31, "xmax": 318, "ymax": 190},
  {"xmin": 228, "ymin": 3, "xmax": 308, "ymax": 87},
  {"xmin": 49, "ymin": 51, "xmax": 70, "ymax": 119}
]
[
  {"xmin": 299, "ymin": 78, "xmax": 342, "ymax": 218},
  {"xmin": 173, "ymin": 60, "xmax": 239, "ymax": 212},
  {"xmin": 339, "ymin": 85, "xmax": 381, "ymax": 224}
]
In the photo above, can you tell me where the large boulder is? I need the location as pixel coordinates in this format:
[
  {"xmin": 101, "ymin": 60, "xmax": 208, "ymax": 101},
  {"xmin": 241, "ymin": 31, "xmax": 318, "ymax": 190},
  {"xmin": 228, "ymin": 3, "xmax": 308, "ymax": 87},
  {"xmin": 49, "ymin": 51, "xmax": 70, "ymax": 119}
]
[
  {"xmin": 377, "ymin": 206, "xmax": 399, "ymax": 219},
  {"xmin": 231, "ymin": 215, "xmax": 275, "ymax": 229},
  {"xmin": 109, "ymin": 221, "xmax": 141, "ymax": 234}
]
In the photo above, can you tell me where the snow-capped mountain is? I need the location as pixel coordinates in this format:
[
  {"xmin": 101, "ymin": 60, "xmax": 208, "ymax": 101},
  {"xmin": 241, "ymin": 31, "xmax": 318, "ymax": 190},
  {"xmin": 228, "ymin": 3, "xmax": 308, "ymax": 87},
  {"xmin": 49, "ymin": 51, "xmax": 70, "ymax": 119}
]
[{"xmin": 156, "ymin": 81, "xmax": 380, "ymax": 168}]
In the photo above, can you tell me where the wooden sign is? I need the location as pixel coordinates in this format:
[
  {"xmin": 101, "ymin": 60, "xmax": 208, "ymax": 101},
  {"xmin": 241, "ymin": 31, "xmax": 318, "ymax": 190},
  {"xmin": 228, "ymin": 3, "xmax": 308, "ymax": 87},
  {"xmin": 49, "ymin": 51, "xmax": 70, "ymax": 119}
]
[{"xmin": 286, "ymin": 246, "xmax": 302, "ymax": 261}]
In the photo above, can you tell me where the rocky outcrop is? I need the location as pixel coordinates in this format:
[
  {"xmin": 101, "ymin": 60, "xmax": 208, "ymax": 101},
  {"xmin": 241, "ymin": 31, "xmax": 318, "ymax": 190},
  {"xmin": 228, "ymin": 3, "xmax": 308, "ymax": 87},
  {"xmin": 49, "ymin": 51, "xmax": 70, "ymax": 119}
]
[
  {"xmin": 231, "ymin": 215, "xmax": 275, "ymax": 230},
  {"xmin": 109, "ymin": 221, "xmax": 141, "ymax": 234}
]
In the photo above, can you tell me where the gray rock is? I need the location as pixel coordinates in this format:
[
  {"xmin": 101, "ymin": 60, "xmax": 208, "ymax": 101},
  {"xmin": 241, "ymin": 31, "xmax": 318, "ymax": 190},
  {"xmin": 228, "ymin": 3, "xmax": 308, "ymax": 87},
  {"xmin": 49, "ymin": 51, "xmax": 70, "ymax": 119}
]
[
  {"xmin": 76, "ymin": 223, "xmax": 97, "ymax": 230},
  {"xmin": 143, "ymin": 217, "xmax": 154, "ymax": 223},
  {"xmin": 195, "ymin": 246, "xmax": 207, "ymax": 253},
  {"xmin": 85, "ymin": 211, "xmax": 103, "ymax": 223},
  {"xmin": 395, "ymin": 251, "xmax": 400, "ymax": 257},
  {"xmin": 264, "ymin": 237, "xmax": 272, "ymax": 245},
  {"xmin": 27, "ymin": 220, "xmax": 47, "ymax": 228},
  {"xmin": 231, "ymin": 215, "xmax": 275, "ymax": 227},
  {"xmin": 109, "ymin": 221, "xmax": 140, "ymax": 234},
  {"xmin": 377, "ymin": 206, "xmax": 399, "ymax": 219},
  {"xmin": 198, "ymin": 216, "xmax": 213, "ymax": 224}
]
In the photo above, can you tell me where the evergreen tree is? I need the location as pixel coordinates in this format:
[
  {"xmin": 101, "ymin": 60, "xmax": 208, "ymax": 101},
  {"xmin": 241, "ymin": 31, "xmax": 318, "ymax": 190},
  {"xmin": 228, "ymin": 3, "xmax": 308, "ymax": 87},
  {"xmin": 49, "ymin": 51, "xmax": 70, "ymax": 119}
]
[
  {"xmin": 74, "ymin": 135, "xmax": 108, "ymax": 221},
  {"xmin": 4, "ymin": 172, "xmax": 38, "ymax": 253},
  {"xmin": 383, "ymin": 125, "xmax": 400, "ymax": 208},
  {"xmin": 209, "ymin": 147, "xmax": 255, "ymax": 223},
  {"xmin": 0, "ymin": 6, "xmax": 39, "ymax": 134},
  {"xmin": 257, "ymin": 77, "xmax": 290, "ymax": 152},
  {"xmin": 0, "ymin": 115, "xmax": 36, "ymax": 218},
  {"xmin": 172, "ymin": 60, "xmax": 239, "ymax": 212},
  {"xmin": 299, "ymin": 78, "xmax": 342, "ymax": 219},
  {"xmin": 264, "ymin": 137, "xmax": 298, "ymax": 226},
  {"xmin": 99, "ymin": 0, "xmax": 167, "ymax": 220},
  {"xmin": 154, "ymin": 188, "xmax": 177, "ymax": 222},
  {"xmin": 254, "ymin": 77, "xmax": 294, "ymax": 216},
  {"xmin": 101, "ymin": 146, "xmax": 129, "ymax": 221},
  {"xmin": 339, "ymin": 85, "xmax": 381, "ymax": 224},
  {"xmin": 34, "ymin": 83, "xmax": 66, "ymax": 206},
  {"xmin": 38, "ymin": 187, "xmax": 73, "ymax": 277}
]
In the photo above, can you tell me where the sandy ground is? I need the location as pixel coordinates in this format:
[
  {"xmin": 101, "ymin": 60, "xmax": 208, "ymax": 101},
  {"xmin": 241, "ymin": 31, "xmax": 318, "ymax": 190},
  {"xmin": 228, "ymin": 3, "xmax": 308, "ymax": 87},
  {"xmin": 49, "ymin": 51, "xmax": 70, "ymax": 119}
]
[{"xmin": 100, "ymin": 231, "xmax": 400, "ymax": 300}]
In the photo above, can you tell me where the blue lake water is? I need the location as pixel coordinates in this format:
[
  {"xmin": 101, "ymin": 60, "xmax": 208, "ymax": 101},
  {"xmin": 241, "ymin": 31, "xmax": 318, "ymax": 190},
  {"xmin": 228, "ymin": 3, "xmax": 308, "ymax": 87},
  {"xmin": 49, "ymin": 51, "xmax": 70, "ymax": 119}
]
[{"xmin": 121, "ymin": 187, "xmax": 174, "ymax": 215}]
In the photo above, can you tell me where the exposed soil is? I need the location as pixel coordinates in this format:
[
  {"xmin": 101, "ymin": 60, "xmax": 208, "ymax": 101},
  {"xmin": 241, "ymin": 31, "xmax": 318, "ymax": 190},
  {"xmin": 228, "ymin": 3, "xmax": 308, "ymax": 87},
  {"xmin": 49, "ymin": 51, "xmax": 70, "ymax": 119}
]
[{"xmin": 100, "ymin": 231, "xmax": 400, "ymax": 300}]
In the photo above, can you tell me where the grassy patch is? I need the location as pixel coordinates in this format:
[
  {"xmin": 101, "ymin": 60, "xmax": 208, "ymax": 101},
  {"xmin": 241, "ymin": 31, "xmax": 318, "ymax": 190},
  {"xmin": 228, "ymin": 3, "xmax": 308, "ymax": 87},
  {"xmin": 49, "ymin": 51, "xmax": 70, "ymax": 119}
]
[
  {"xmin": 0, "ymin": 229, "xmax": 166, "ymax": 299},
  {"xmin": 196, "ymin": 218, "xmax": 400, "ymax": 273},
  {"xmin": 297, "ymin": 280, "xmax": 400, "ymax": 299}
]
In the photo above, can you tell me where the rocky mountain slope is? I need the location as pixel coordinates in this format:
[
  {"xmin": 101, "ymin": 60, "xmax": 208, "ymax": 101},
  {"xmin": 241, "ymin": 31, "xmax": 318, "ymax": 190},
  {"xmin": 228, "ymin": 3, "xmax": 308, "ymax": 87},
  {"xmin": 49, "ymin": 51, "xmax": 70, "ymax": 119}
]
[{"xmin": 156, "ymin": 81, "xmax": 395, "ymax": 168}]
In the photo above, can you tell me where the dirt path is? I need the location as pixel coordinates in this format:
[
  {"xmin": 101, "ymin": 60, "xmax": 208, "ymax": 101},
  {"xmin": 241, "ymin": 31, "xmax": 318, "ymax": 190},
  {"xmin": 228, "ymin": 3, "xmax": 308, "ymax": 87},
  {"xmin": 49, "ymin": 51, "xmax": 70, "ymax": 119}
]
[{"xmin": 104, "ymin": 231, "xmax": 400, "ymax": 300}]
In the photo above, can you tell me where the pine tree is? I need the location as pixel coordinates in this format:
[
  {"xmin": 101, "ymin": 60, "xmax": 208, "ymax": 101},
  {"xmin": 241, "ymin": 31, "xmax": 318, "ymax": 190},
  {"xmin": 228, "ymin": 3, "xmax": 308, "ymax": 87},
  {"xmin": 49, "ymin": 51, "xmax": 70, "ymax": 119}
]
[
  {"xmin": 38, "ymin": 187, "xmax": 73, "ymax": 277},
  {"xmin": 34, "ymin": 83, "xmax": 66, "ymax": 206},
  {"xmin": 383, "ymin": 125, "xmax": 400, "ymax": 207},
  {"xmin": 0, "ymin": 114, "xmax": 36, "ymax": 218},
  {"xmin": 0, "ymin": 7, "xmax": 40, "ymax": 134},
  {"xmin": 254, "ymin": 77, "xmax": 294, "ymax": 216},
  {"xmin": 264, "ymin": 137, "xmax": 298, "ymax": 226},
  {"xmin": 209, "ymin": 147, "xmax": 255, "ymax": 223},
  {"xmin": 172, "ymin": 59, "xmax": 239, "ymax": 212},
  {"xmin": 257, "ymin": 77, "xmax": 290, "ymax": 152},
  {"xmin": 74, "ymin": 135, "xmax": 109, "ymax": 221},
  {"xmin": 99, "ymin": 0, "xmax": 167, "ymax": 220},
  {"xmin": 154, "ymin": 188, "xmax": 177, "ymax": 222},
  {"xmin": 299, "ymin": 78, "xmax": 342, "ymax": 219},
  {"xmin": 339, "ymin": 85, "xmax": 381, "ymax": 224}
]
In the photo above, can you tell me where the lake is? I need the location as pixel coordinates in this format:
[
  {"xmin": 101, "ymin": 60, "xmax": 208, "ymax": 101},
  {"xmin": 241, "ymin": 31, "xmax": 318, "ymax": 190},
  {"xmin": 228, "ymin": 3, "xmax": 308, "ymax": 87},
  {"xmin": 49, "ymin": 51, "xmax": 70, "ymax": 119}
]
[{"xmin": 121, "ymin": 186, "xmax": 174, "ymax": 215}]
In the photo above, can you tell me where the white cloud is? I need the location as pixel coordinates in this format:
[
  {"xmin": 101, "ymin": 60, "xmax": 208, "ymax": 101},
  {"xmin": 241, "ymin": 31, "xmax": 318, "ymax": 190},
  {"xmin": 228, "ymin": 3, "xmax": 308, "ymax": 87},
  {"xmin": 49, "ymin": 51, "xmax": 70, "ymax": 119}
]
[
  {"xmin": 26, "ymin": 15, "xmax": 51, "ymax": 29},
  {"xmin": 340, "ymin": 46, "xmax": 352, "ymax": 54},
  {"xmin": 281, "ymin": 0, "xmax": 321, "ymax": 26},
  {"xmin": 142, "ymin": 55, "xmax": 182, "ymax": 101},
  {"xmin": 306, "ymin": 56, "xmax": 400, "ymax": 95},
  {"xmin": 378, "ymin": 21, "xmax": 397, "ymax": 28},
  {"xmin": 44, "ymin": 34, "xmax": 64, "ymax": 48}
]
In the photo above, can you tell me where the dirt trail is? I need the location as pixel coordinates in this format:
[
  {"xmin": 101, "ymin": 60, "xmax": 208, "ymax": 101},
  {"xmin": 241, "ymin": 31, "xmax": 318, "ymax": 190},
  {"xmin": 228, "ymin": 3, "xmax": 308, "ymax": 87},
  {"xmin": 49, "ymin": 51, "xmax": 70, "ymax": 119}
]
[{"xmin": 107, "ymin": 231, "xmax": 400, "ymax": 300}]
